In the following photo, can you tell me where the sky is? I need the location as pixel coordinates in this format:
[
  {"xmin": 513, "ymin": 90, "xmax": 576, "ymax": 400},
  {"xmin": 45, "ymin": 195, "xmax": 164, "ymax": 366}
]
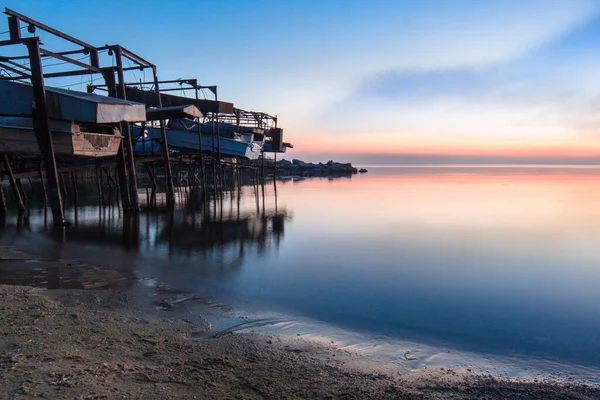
[{"xmin": 4, "ymin": 0, "xmax": 600, "ymax": 165}]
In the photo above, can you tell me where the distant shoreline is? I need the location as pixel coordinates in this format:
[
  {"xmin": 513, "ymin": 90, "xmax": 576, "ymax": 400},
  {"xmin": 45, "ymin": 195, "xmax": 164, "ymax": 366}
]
[{"xmin": 351, "ymin": 163, "xmax": 600, "ymax": 168}]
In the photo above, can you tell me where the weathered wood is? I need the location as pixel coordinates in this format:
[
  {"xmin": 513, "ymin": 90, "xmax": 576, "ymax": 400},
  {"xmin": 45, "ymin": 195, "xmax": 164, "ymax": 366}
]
[
  {"xmin": 2, "ymin": 155, "xmax": 25, "ymax": 211},
  {"xmin": 0, "ymin": 180, "xmax": 7, "ymax": 213},
  {"xmin": 15, "ymin": 179, "xmax": 27, "ymax": 205},
  {"xmin": 70, "ymin": 171, "xmax": 78, "ymax": 208},
  {"xmin": 0, "ymin": 119, "xmax": 122, "ymax": 157},
  {"xmin": 95, "ymin": 166, "xmax": 103, "ymax": 206},
  {"xmin": 38, "ymin": 163, "xmax": 48, "ymax": 206}
]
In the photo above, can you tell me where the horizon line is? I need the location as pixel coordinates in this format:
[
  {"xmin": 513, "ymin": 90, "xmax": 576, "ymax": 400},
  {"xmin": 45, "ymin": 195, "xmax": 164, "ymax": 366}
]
[{"xmin": 358, "ymin": 163, "xmax": 600, "ymax": 168}]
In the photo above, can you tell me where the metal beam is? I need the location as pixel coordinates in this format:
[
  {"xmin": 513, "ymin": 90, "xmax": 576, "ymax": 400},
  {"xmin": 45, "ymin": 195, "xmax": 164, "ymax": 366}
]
[
  {"xmin": 0, "ymin": 38, "xmax": 34, "ymax": 47},
  {"xmin": 115, "ymin": 45, "xmax": 154, "ymax": 67},
  {"xmin": 5, "ymin": 8, "xmax": 96, "ymax": 51},
  {"xmin": 7, "ymin": 15, "xmax": 20, "ymax": 40},
  {"xmin": 41, "ymin": 65, "xmax": 143, "ymax": 80},
  {"xmin": 5, "ymin": 48, "xmax": 92, "ymax": 61},
  {"xmin": 88, "ymin": 78, "xmax": 204, "ymax": 91},
  {"xmin": 0, "ymin": 62, "xmax": 29, "ymax": 78},
  {"xmin": 44, "ymin": 69, "xmax": 97, "ymax": 79},
  {"xmin": 0, "ymin": 56, "xmax": 30, "ymax": 71},
  {"xmin": 39, "ymin": 48, "xmax": 102, "ymax": 73}
]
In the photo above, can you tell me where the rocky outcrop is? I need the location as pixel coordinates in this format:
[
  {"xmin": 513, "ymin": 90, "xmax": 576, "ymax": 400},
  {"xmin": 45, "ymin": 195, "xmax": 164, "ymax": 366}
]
[{"xmin": 265, "ymin": 158, "xmax": 363, "ymax": 176}]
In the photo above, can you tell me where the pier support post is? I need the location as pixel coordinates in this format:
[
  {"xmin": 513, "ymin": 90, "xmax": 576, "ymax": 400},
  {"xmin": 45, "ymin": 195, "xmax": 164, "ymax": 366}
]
[
  {"xmin": 38, "ymin": 162, "xmax": 48, "ymax": 206},
  {"xmin": 26, "ymin": 40, "xmax": 68, "ymax": 226},
  {"xmin": 273, "ymin": 152, "xmax": 278, "ymax": 195},
  {"xmin": 71, "ymin": 171, "xmax": 78, "ymax": 208},
  {"xmin": 114, "ymin": 48, "xmax": 140, "ymax": 211},
  {"xmin": 2, "ymin": 155, "xmax": 25, "ymax": 212},
  {"xmin": 0, "ymin": 176, "xmax": 6, "ymax": 213},
  {"xmin": 152, "ymin": 67, "xmax": 175, "ymax": 206},
  {"xmin": 102, "ymin": 68, "xmax": 131, "ymax": 210},
  {"xmin": 15, "ymin": 179, "xmax": 27, "ymax": 205},
  {"xmin": 95, "ymin": 164, "xmax": 103, "ymax": 206}
]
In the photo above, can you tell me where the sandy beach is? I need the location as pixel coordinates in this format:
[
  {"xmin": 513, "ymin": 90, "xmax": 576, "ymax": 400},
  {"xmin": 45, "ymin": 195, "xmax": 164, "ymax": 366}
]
[{"xmin": 1, "ymin": 254, "xmax": 600, "ymax": 399}]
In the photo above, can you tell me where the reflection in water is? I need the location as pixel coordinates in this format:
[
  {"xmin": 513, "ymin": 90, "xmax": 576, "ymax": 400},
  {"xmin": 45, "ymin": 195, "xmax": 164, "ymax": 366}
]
[
  {"xmin": 3, "ymin": 167, "xmax": 600, "ymax": 376},
  {"xmin": 0, "ymin": 179, "xmax": 289, "ymax": 290}
]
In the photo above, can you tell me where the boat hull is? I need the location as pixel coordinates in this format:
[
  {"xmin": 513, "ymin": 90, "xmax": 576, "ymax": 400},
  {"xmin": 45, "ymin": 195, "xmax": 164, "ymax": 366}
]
[
  {"xmin": 0, "ymin": 117, "xmax": 122, "ymax": 157},
  {"xmin": 134, "ymin": 127, "xmax": 262, "ymax": 160},
  {"xmin": 0, "ymin": 80, "xmax": 146, "ymax": 123}
]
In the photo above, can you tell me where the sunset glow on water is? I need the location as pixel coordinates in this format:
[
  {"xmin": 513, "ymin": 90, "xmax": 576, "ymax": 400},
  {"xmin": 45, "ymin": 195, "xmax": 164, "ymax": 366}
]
[{"xmin": 2, "ymin": 166, "xmax": 600, "ymax": 379}]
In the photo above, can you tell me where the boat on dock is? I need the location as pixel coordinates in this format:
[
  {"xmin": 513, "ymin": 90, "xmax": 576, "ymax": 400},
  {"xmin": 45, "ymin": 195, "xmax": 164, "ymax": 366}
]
[
  {"xmin": 0, "ymin": 80, "xmax": 146, "ymax": 157},
  {"xmin": 0, "ymin": 117, "xmax": 123, "ymax": 157},
  {"xmin": 262, "ymin": 127, "xmax": 293, "ymax": 153},
  {"xmin": 125, "ymin": 87, "xmax": 263, "ymax": 159},
  {"xmin": 133, "ymin": 121, "xmax": 263, "ymax": 160}
]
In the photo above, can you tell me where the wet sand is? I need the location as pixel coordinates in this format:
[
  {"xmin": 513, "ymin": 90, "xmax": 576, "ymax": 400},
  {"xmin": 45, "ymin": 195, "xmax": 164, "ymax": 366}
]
[
  {"xmin": 1, "ymin": 248, "xmax": 600, "ymax": 399},
  {"xmin": 0, "ymin": 291, "xmax": 599, "ymax": 399}
]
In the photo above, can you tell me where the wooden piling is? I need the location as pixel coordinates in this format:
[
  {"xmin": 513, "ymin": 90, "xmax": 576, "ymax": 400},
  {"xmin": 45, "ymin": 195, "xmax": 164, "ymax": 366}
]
[
  {"xmin": 273, "ymin": 153, "xmax": 278, "ymax": 195},
  {"xmin": 27, "ymin": 177, "xmax": 35, "ymax": 201},
  {"xmin": 26, "ymin": 40, "xmax": 67, "ymax": 226},
  {"xmin": 152, "ymin": 68, "xmax": 175, "ymax": 206},
  {"xmin": 94, "ymin": 166, "xmax": 102, "ymax": 206},
  {"xmin": 39, "ymin": 163, "xmax": 48, "ymax": 206},
  {"xmin": 70, "ymin": 171, "xmax": 78, "ymax": 208},
  {"xmin": 15, "ymin": 179, "xmax": 27, "ymax": 205},
  {"xmin": 102, "ymin": 68, "xmax": 131, "ymax": 210},
  {"xmin": 0, "ymin": 179, "xmax": 7, "ymax": 213},
  {"xmin": 2, "ymin": 155, "xmax": 25, "ymax": 212},
  {"xmin": 113, "ymin": 47, "xmax": 140, "ymax": 211}
]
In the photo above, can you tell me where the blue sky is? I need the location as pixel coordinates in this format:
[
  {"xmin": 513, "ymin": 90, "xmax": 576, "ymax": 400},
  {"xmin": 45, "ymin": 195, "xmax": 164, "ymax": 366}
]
[{"xmin": 4, "ymin": 0, "xmax": 600, "ymax": 164}]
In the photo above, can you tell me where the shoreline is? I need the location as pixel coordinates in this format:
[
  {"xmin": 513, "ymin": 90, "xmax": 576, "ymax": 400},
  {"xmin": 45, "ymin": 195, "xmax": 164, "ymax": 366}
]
[
  {"xmin": 2, "ymin": 285, "xmax": 600, "ymax": 399},
  {"xmin": 1, "ymin": 244, "xmax": 600, "ymax": 398},
  {"xmin": 0, "ymin": 280, "xmax": 599, "ymax": 399}
]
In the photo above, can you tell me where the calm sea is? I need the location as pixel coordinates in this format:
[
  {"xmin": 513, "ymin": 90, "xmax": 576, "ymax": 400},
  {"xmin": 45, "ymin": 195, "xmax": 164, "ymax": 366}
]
[{"xmin": 3, "ymin": 165, "xmax": 600, "ymax": 380}]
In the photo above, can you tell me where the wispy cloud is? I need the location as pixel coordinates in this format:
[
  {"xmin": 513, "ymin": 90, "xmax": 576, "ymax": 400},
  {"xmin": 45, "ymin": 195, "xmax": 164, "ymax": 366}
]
[
  {"xmin": 250, "ymin": 0, "xmax": 600, "ymax": 134},
  {"xmin": 314, "ymin": 0, "xmax": 600, "ymax": 146}
]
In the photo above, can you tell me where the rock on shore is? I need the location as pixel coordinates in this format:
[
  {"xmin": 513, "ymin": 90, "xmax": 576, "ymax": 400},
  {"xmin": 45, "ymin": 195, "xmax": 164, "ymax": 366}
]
[{"xmin": 266, "ymin": 158, "xmax": 363, "ymax": 176}]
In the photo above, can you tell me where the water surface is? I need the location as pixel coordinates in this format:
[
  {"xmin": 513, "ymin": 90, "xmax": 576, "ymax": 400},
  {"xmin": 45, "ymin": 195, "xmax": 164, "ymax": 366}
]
[{"xmin": 3, "ymin": 166, "xmax": 600, "ymax": 379}]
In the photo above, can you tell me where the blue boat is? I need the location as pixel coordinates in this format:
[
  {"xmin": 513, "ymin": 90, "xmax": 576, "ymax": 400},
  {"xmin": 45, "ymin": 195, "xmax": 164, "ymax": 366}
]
[{"xmin": 133, "ymin": 121, "xmax": 263, "ymax": 160}]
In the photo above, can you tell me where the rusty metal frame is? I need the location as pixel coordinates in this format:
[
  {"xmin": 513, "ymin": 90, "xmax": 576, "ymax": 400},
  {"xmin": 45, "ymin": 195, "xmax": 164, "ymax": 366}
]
[{"xmin": 0, "ymin": 8, "xmax": 173, "ymax": 219}]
